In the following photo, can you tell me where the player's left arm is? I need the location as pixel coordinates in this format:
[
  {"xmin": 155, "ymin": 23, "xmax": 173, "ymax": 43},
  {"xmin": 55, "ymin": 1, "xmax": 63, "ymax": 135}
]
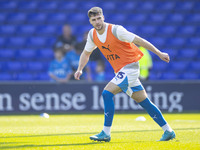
[
  {"xmin": 132, "ymin": 35, "xmax": 170, "ymax": 63},
  {"xmin": 61, "ymin": 73, "xmax": 73, "ymax": 83}
]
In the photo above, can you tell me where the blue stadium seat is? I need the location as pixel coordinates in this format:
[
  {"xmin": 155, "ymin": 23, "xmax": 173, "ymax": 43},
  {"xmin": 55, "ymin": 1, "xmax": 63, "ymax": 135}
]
[
  {"xmin": 26, "ymin": 13, "xmax": 47, "ymax": 24},
  {"xmin": 124, "ymin": 25, "xmax": 138, "ymax": 33},
  {"xmin": 0, "ymin": 62, "xmax": 5, "ymax": 70},
  {"xmin": 197, "ymin": 51, "xmax": 200, "ymax": 60},
  {"xmin": 100, "ymin": 2, "xmax": 116, "ymax": 12},
  {"xmin": 8, "ymin": 37, "xmax": 26, "ymax": 48},
  {"xmin": 155, "ymin": 1, "xmax": 175, "ymax": 12},
  {"xmin": 6, "ymin": 62, "xmax": 23, "ymax": 72},
  {"xmin": 138, "ymin": 25, "xmax": 156, "ymax": 36},
  {"xmin": 59, "ymin": 1, "xmax": 77, "ymax": 12},
  {"xmin": 175, "ymin": 1, "xmax": 194, "ymax": 13},
  {"xmin": 27, "ymin": 37, "xmax": 47, "ymax": 48},
  {"xmin": 0, "ymin": 25, "xmax": 16, "ymax": 36},
  {"xmin": 157, "ymin": 26, "xmax": 176, "ymax": 37},
  {"xmin": 17, "ymin": 25, "xmax": 36, "ymax": 36},
  {"xmin": 47, "ymin": 37, "xmax": 57, "ymax": 48},
  {"xmin": 149, "ymin": 72, "xmax": 162, "ymax": 80},
  {"xmin": 190, "ymin": 61, "xmax": 200, "ymax": 71},
  {"xmin": 116, "ymin": 1, "xmax": 137, "ymax": 12},
  {"xmin": 46, "ymin": 13, "xmax": 67, "ymax": 24},
  {"xmin": 166, "ymin": 14, "xmax": 184, "ymax": 24},
  {"xmin": 167, "ymin": 38, "xmax": 185, "ymax": 48},
  {"xmin": 6, "ymin": 13, "xmax": 26, "ymax": 24},
  {"xmin": 136, "ymin": 2, "xmax": 155, "ymax": 12},
  {"xmin": 36, "ymin": 25, "xmax": 58, "ymax": 36},
  {"xmin": 181, "ymin": 72, "xmax": 199, "ymax": 80},
  {"xmin": 28, "ymin": 62, "xmax": 44, "ymax": 72},
  {"xmin": 196, "ymin": 27, "xmax": 200, "ymax": 36},
  {"xmin": 0, "ymin": 1, "xmax": 17, "ymax": 11},
  {"xmin": 165, "ymin": 50, "xmax": 178, "ymax": 60},
  {"xmin": 104, "ymin": 61, "xmax": 113, "ymax": 73},
  {"xmin": 0, "ymin": 49, "xmax": 15, "ymax": 60},
  {"xmin": 37, "ymin": 49, "xmax": 54, "ymax": 61},
  {"xmin": 17, "ymin": 49, "xmax": 37, "ymax": 60},
  {"xmin": 88, "ymin": 61, "xmax": 97, "ymax": 73},
  {"xmin": 148, "ymin": 52, "xmax": 159, "ymax": 61},
  {"xmin": 41, "ymin": 62, "xmax": 49, "ymax": 70},
  {"xmin": 170, "ymin": 61, "xmax": 189, "ymax": 72},
  {"xmin": 148, "ymin": 14, "xmax": 166, "ymax": 24},
  {"xmin": 68, "ymin": 13, "xmax": 88, "ymax": 24},
  {"xmin": 74, "ymin": 25, "xmax": 91, "ymax": 37},
  {"xmin": 107, "ymin": 14, "xmax": 126, "ymax": 24},
  {"xmin": 177, "ymin": 26, "xmax": 196, "ymax": 36},
  {"xmin": 105, "ymin": 73, "xmax": 114, "ymax": 81},
  {"xmin": 17, "ymin": 73, "xmax": 35, "ymax": 80},
  {"xmin": 193, "ymin": 2, "xmax": 200, "ymax": 13},
  {"xmin": 153, "ymin": 61, "xmax": 169, "ymax": 72},
  {"xmin": 186, "ymin": 14, "xmax": 200, "ymax": 24},
  {"xmin": 161, "ymin": 72, "xmax": 179, "ymax": 80},
  {"xmin": 126, "ymin": 14, "xmax": 146, "ymax": 24},
  {"xmin": 0, "ymin": 37, "xmax": 7, "ymax": 47},
  {"xmin": 38, "ymin": 1, "xmax": 58, "ymax": 11},
  {"xmin": 188, "ymin": 37, "xmax": 200, "ymax": 48},
  {"xmin": 17, "ymin": 1, "xmax": 38, "ymax": 12},
  {"xmin": 38, "ymin": 72, "xmax": 50, "ymax": 80},
  {"xmin": 178, "ymin": 49, "xmax": 198, "ymax": 60},
  {"xmin": 149, "ymin": 37, "xmax": 165, "ymax": 48},
  {"xmin": 0, "ymin": 13, "xmax": 7, "ymax": 24},
  {"xmin": 71, "ymin": 25, "xmax": 82, "ymax": 35},
  {"xmin": 79, "ymin": 2, "xmax": 98, "ymax": 11},
  {"xmin": 0, "ymin": 73, "xmax": 13, "ymax": 81}
]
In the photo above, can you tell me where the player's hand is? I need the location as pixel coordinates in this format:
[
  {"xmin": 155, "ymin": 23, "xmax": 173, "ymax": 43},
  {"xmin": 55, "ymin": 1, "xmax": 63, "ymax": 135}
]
[
  {"xmin": 159, "ymin": 52, "xmax": 170, "ymax": 63},
  {"xmin": 74, "ymin": 70, "xmax": 82, "ymax": 80}
]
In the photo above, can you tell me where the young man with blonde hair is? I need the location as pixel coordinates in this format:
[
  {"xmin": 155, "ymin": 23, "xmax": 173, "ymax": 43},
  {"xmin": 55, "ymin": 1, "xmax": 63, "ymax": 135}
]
[{"xmin": 74, "ymin": 7, "xmax": 175, "ymax": 142}]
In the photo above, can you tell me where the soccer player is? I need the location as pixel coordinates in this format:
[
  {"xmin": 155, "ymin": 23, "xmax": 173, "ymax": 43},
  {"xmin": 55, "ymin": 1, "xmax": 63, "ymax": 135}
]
[{"xmin": 74, "ymin": 7, "xmax": 176, "ymax": 142}]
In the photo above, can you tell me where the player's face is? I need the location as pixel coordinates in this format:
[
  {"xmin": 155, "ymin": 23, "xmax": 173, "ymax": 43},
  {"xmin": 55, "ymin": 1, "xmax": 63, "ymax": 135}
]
[
  {"xmin": 55, "ymin": 51, "xmax": 63, "ymax": 60},
  {"xmin": 89, "ymin": 14, "xmax": 105, "ymax": 31}
]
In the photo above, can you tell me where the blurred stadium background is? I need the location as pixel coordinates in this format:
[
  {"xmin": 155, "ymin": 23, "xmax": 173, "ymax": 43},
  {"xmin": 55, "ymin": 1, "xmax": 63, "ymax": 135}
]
[{"xmin": 0, "ymin": 0, "xmax": 200, "ymax": 81}]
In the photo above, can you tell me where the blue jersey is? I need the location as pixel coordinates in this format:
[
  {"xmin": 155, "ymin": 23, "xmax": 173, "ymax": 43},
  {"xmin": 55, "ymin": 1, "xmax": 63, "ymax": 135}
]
[
  {"xmin": 49, "ymin": 58, "xmax": 72, "ymax": 79},
  {"xmin": 95, "ymin": 72, "xmax": 105, "ymax": 82},
  {"xmin": 65, "ymin": 50, "xmax": 80, "ymax": 71}
]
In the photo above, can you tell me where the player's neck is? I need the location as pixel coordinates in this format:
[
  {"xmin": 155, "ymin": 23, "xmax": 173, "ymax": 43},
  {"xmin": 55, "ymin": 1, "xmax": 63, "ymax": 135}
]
[
  {"xmin": 97, "ymin": 23, "xmax": 106, "ymax": 35},
  {"xmin": 57, "ymin": 57, "xmax": 63, "ymax": 62}
]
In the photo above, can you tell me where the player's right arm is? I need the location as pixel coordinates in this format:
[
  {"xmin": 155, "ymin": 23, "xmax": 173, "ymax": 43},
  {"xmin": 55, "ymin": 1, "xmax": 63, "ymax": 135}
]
[
  {"xmin": 74, "ymin": 29, "xmax": 97, "ymax": 80},
  {"xmin": 74, "ymin": 50, "xmax": 92, "ymax": 80}
]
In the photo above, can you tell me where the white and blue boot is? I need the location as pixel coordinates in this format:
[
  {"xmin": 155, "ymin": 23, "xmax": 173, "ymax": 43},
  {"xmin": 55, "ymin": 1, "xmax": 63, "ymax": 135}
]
[
  {"xmin": 90, "ymin": 130, "xmax": 111, "ymax": 142},
  {"xmin": 159, "ymin": 130, "xmax": 176, "ymax": 141}
]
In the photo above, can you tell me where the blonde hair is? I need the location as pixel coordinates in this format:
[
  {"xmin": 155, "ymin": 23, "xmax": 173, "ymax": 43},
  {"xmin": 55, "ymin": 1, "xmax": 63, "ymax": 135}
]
[{"xmin": 88, "ymin": 7, "xmax": 103, "ymax": 18}]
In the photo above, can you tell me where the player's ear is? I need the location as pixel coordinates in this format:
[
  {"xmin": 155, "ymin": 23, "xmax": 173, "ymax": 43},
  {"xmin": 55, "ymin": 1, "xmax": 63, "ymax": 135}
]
[
  {"xmin": 89, "ymin": 18, "xmax": 92, "ymax": 24},
  {"xmin": 102, "ymin": 15, "xmax": 105, "ymax": 21}
]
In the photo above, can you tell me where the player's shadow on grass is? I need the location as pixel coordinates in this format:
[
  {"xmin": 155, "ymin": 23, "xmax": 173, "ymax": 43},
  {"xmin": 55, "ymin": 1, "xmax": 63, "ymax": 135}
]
[
  {"xmin": 1, "ymin": 127, "xmax": 200, "ymax": 139},
  {"xmin": 0, "ymin": 142, "xmax": 114, "ymax": 149},
  {"xmin": 0, "ymin": 142, "xmax": 27, "ymax": 145}
]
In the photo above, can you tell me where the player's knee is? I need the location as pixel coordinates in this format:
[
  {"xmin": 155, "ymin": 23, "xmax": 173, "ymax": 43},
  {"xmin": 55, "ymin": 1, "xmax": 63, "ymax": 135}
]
[
  {"xmin": 131, "ymin": 90, "xmax": 147, "ymax": 103},
  {"xmin": 102, "ymin": 90, "xmax": 114, "ymax": 99}
]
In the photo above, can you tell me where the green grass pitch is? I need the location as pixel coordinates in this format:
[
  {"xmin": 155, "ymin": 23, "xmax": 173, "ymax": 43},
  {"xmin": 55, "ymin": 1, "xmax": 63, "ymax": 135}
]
[{"xmin": 0, "ymin": 113, "xmax": 200, "ymax": 150}]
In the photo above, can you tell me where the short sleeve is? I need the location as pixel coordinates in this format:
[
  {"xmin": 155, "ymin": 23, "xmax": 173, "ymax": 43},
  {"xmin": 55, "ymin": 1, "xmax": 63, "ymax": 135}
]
[
  {"xmin": 84, "ymin": 29, "xmax": 97, "ymax": 52},
  {"xmin": 116, "ymin": 25, "xmax": 136, "ymax": 43},
  {"xmin": 48, "ymin": 61, "xmax": 54, "ymax": 74},
  {"xmin": 66, "ymin": 60, "xmax": 73, "ymax": 74}
]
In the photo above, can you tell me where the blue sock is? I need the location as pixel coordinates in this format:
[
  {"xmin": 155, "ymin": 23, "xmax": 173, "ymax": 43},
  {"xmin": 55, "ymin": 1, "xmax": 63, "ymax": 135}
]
[
  {"xmin": 102, "ymin": 90, "xmax": 115, "ymax": 127},
  {"xmin": 139, "ymin": 98, "xmax": 167, "ymax": 127}
]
